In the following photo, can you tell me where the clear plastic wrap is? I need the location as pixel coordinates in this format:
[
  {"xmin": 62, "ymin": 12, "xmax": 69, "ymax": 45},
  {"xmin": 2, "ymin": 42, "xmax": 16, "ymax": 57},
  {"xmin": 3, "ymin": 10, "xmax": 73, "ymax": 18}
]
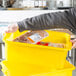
[
  {"xmin": 36, "ymin": 42, "xmax": 65, "ymax": 48},
  {"xmin": 13, "ymin": 30, "xmax": 49, "ymax": 44}
]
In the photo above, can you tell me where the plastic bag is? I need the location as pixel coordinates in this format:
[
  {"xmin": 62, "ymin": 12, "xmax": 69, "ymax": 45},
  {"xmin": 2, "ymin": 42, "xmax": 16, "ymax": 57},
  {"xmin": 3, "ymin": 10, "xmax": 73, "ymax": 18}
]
[
  {"xmin": 13, "ymin": 30, "xmax": 49, "ymax": 44},
  {"xmin": 36, "ymin": 42, "xmax": 65, "ymax": 48}
]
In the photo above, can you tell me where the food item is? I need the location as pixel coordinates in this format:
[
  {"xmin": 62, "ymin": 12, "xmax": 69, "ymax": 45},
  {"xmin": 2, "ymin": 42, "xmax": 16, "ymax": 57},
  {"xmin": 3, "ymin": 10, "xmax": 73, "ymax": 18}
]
[
  {"xmin": 13, "ymin": 30, "xmax": 64, "ymax": 48},
  {"xmin": 48, "ymin": 42, "xmax": 65, "ymax": 48},
  {"xmin": 37, "ymin": 42, "xmax": 49, "ymax": 46},
  {"xmin": 36, "ymin": 42, "xmax": 65, "ymax": 48},
  {"xmin": 13, "ymin": 30, "xmax": 49, "ymax": 44}
]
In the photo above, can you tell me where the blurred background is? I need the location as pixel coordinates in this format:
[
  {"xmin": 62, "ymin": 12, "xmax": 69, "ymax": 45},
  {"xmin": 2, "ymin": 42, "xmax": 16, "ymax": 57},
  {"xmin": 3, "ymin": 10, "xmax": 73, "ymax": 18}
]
[{"xmin": 0, "ymin": 0, "xmax": 75, "ymax": 10}]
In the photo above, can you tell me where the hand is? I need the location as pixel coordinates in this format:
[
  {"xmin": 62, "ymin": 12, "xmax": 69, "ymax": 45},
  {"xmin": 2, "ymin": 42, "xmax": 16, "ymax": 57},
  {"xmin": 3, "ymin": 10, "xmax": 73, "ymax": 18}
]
[
  {"xmin": 5, "ymin": 23, "xmax": 19, "ymax": 33},
  {"xmin": 70, "ymin": 39, "xmax": 76, "ymax": 48}
]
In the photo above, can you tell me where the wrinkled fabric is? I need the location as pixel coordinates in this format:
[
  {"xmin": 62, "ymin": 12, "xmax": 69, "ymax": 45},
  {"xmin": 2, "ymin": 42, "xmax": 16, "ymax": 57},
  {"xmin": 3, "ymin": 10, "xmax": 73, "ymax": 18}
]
[{"xmin": 17, "ymin": 8, "xmax": 76, "ymax": 34}]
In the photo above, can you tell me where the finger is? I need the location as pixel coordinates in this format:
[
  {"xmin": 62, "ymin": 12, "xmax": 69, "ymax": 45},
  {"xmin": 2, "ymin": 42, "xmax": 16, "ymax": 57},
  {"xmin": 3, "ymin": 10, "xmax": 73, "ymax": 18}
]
[
  {"xmin": 5, "ymin": 30, "xmax": 10, "ymax": 33},
  {"xmin": 70, "ymin": 40, "xmax": 75, "ymax": 44},
  {"xmin": 70, "ymin": 40, "xmax": 73, "ymax": 42},
  {"xmin": 71, "ymin": 39, "xmax": 76, "ymax": 43},
  {"xmin": 5, "ymin": 26, "xmax": 14, "ymax": 33},
  {"xmin": 4, "ymin": 29, "xmax": 9, "ymax": 33},
  {"xmin": 72, "ymin": 43, "xmax": 76, "ymax": 48},
  {"xmin": 5, "ymin": 29, "xmax": 11, "ymax": 33}
]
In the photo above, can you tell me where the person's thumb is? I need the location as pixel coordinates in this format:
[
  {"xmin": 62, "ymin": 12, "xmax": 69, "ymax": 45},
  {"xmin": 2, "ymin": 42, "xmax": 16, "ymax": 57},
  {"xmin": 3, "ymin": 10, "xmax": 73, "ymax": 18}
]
[
  {"xmin": 72, "ymin": 42, "xmax": 76, "ymax": 48},
  {"xmin": 70, "ymin": 39, "xmax": 76, "ymax": 43}
]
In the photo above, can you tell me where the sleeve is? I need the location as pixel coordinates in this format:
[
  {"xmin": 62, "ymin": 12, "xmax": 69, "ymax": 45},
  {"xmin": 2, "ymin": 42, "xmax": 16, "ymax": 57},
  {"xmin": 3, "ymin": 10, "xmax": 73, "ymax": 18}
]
[{"xmin": 17, "ymin": 8, "xmax": 76, "ymax": 34}]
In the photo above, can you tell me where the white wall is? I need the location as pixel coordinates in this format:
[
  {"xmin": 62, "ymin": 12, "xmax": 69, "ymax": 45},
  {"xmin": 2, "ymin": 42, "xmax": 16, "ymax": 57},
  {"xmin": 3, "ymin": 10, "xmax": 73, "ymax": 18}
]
[{"xmin": 0, "ymin": 10, "xmax": 64, "ymax": 22}]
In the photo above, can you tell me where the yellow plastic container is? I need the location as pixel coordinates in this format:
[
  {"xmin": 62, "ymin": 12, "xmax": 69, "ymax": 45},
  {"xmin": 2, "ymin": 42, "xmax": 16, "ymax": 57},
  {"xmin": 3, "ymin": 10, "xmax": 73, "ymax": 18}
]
[
  {"xmin": 3, "ymin": 30, "xmax": 72, "ymax": 69},
  {"xmin": 1, "ymin": 60, "xmax": 75, "ymax": 76},
  {"xmin": 33, "ymin": 61, "xmax": 75, "ymax": 76}
]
